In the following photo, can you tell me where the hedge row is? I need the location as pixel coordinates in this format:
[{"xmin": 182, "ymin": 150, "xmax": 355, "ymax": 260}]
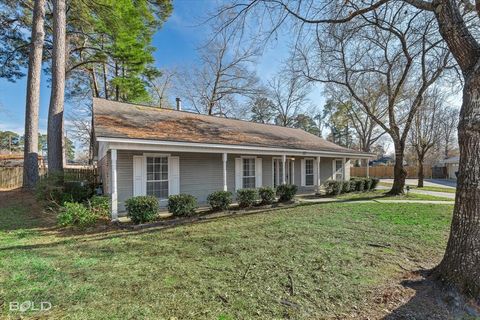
[
  {"xmin": 325, "ymin": 177, "xmax": 379, "ymax": 196},
  {"xmin": 125, "ymin": 185, "xmax": 299, "ymax": 224}
]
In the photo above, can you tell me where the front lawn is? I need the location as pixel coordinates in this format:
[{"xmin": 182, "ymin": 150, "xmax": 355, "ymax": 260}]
[{"xmin": 0, "ymin": 191, "xmax": 453, "ymax": 319}]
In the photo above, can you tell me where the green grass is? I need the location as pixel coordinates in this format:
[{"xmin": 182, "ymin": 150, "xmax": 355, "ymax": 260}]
[
  {"xmin": 0, "ymin": 196, "xmax": 453, "ymax": 319},
  {"xmin": 379, "ymin": 182, "xmax": 456, "ymax": 194},
  {"xmin": 334, "ymin": 189, "xmax": 453, "ymax": 201}
]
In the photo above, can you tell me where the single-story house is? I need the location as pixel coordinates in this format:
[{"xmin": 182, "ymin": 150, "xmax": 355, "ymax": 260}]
[
  {"xmin": 439, "ymin": 156, "xmax": 459, "ymax": 179},
  {"xmin": 93, "ymin": 98, "xmax": 374, "ymax": 219}
]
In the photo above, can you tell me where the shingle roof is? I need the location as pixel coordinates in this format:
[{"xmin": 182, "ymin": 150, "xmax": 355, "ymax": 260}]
[{"xmin": 93, "ymin": 98, "xmax": 371, "ymax": 156}]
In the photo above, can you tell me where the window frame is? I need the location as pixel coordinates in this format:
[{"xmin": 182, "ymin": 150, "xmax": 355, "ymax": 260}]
[
  {"xmin": 242, "ymin": 157, "xmax": 256, "ymax": 189},
  {"xmin": 145, "ymin": 155, "xmax": 169, "ymax": 201},
  {"xmin": 333, "ymin": 159, "xmax": 344, "ymax": 181},
  {"xmin": 304, "ymin": 158, "xmax": 315, "ymax": 186}
]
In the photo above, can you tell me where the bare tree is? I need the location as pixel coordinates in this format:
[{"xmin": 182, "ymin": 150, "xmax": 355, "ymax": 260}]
[
  {"xmin": 176, "ymin": 27, "xmax": 259, "ymax": 116},
  {"xmin": 148, "ymin": 69, "xmax": 176, "ymax": 108},
  {"xmin": 438, "ymin": 105, "xmax": 459, "ymax": 158},
  {"xmin": 67, "ymin": 103, "xmax": 94, "ymax": 163},
  {"xmin": 268, "ymin": 70, "xmax": 311, "ymax": 126},
  {"xmin": 295, "ymin": 4, "xmax": 452, "ymax": 194},
  {"xmin": 23, "ymin": 0, "xmax": 45, "ymax": 188},
  {"xmin": 249, "ymin": 96, "xmax": 275, "ymax": 123},
  {"xmin": 47, "ymin": 0, "xmax": 66, "ymax": 174},
  {"xmin": 215, "ymin": 0, "xmax": 480, "ymax": 300},
  {"xmin": 409, "ymin": 90, "xmax": 443, "ymax": 187},
  {"xmin": 324, "ymin": 86, "xmax": 386, "ymax": 153}
]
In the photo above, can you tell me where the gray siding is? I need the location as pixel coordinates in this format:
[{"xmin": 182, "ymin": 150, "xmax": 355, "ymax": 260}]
[{"xmin": 114, "ymin": 150, "xmax": 348, "ymax": 213}]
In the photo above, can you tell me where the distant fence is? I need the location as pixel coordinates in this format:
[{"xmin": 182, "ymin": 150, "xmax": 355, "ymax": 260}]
[
  {"xmin": 351, "ymin": 165, "xmax": 432, "ymax": 179},
  {"xmin": 0, "ymin": 166, "xmax": 98, "ymax": 190}
]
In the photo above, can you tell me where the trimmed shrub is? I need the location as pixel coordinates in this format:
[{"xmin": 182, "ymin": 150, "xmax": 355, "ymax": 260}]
[
  {"xmin": 276, "ymin": 184, "xmax": 298, "ymax": 202},
  {"xmin": 371, "ymin": 178, "xmax": 380, "ymax": 190},
  {"xmin": 125, "ymin": 196, "xmax": 159, "ymax": 224},
  {"xmin": 258, "ymin": 186, "xmax": 276, "ymax": 205},
  {"xmin": 168, "ymin": 194, "xmax": 197, "ymax": 217},
  {"xmin": 207, "ymin": 191, "xmax": 233, "ymax": 211},
  {"xmin": 349, "ymin": 179, "xmax": 357, "ymax": 192},
  {"xmin": 58, "ymin": 202, "xmax": 97, "ymax": 229},
  {"xmin": 353, "ymin": 178, "xmax": 365, "ymax": 192},
  {"xmin": 364, "ymin": 178, "xmax": 373, "ymax": 191},
  {"xmin": 87, "ymin": 195, "xmax": 110, "ymax": 218},
  {"xmin": 341, "ymin": 180, "xmax": 351, "ymax": 193},
  {"xmin": 237, "ymin": 188, "xmax": 259, "ymax": 208},
  {"xmin": 325, "ymin": 181, "xmax": 342, "ymax": 196}
]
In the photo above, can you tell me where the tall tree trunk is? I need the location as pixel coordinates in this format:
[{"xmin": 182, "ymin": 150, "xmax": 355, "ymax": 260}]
[
  {"xmin": 435, "ymin": 71, "xmax": 480, "ymax": 298},
  {"xmin": 23, "ymin": 0, "xmax": 46, "ymax": 188},
  {"xmin": 388, "ymin": 140, "xmax": 406, "ymax": 195},
  {"xmin": 417, "ymin": 153, "xmax": 425, "ymax": 188},
  {"xmin": 47, "ymin": 0, "xmax": 66, "ymax": 174},
  {"xmin": 429, "ymin": 0, "xmax": 480, "ymax": 299},
  {"xmin": 103, "ymin": 63, "xmax": 108, "ymax": 99},
  {"xmin": 115, "ymin": 62, "xmax": 119, "ymax": 101}
]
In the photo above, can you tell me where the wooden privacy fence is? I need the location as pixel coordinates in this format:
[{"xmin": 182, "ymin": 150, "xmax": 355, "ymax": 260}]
[
  {"xmin": 0, "ymin": 167, "xmax": 98, "ymax": 190},
  {"xmin": 351, "ymin": 165, "xmax": 432, "ymax": 179}
]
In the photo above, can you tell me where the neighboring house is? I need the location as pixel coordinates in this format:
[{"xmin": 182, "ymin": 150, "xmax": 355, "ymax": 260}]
[
  {"xmin": 93, "ymin": 98, "xmax": 374, "ymax": 219},
  {"xmin": 438, "ymin": 156, "xmax": 459, "ymax": 179}
]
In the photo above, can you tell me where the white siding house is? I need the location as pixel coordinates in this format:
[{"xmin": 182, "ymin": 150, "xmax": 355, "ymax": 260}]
[{"xmin": 93, "ymin": 98, "xmax": 374, "ymax": 219}]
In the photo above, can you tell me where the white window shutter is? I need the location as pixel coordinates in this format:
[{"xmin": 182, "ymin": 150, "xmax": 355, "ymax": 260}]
[
  {"xmin": 133, "ymin": 156, "xmax": 145, "ymax": 196},
  {"xmin": 235, "ymin": 158, "xmax": 242, "ymax": 191},
  {"xmin": 313, "ymin": 158, "xmax": 318, "ymax": 186},
  {"xmin": 301, "ymin": 159, "xmax": 306, "ymax": 187},
  {"xmin": 255, "ymin": 157, "xmax": 262, "ymax": 188},
  {"xmin": 168, "ymin": 156, "xmax": 180, "ymax": 195}
]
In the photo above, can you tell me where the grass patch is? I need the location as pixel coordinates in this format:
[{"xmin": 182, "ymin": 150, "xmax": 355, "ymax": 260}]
[
  {"xmin": 0, "ymin": 193, "xmax": 453, "ymax": 319},
  {"xmin": 379, "ymin": 182, "xmax": 456, "ymax": 194},
  {"xmin": 334, "ymin": 190, "xmax": 453, "ymax": 201}
]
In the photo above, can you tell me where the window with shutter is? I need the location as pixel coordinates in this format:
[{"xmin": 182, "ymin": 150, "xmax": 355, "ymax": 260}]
[
  {"xmin": 242, "ymin": 158, "xmax": 256, "ymax": 188},
  {"xmin": 146, "ymin": 156, "xmax": 169, "ymax": 200}
]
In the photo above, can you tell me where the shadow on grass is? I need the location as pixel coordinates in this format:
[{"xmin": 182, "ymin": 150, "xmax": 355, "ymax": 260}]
[
  {"xmin": 0, "ymin": 200, "xmax": 320, "ymax": 252},
  {"xmin": 299, "ymin": 191, "xmax": 393, "ymax": 202},
  {"xmin": 0, "ymin": 188, "xmax": 58, "ymax": 232},
  {"xmin": 383, "ymin": 270, "xmax": 479, "ymax": 320}
]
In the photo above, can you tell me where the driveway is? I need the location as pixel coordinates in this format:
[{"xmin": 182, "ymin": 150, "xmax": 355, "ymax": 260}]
[{"xmin": 380, "ymin": 179, "xmax": 456, "ymax": 188}]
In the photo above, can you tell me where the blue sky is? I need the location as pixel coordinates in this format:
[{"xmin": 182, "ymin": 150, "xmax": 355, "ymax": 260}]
[{"xmin": 0, "ymin": 0, "xmax": 323, "ymax": 137}]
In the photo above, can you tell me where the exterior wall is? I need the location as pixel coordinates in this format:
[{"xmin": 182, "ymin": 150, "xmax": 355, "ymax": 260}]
[
  {"xmin": 98, "ymin": 151, "xmax": 111, "ymax": 194},
  {"xmin": 447, "ymin": 163, "xmax": 458, "ymax": 179},
  {"xmin": 114, "ymin": 150, "xmax": 346, "ymax": 213}
]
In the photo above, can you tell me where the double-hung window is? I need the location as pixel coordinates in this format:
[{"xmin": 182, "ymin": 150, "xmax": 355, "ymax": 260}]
[
  {"xmin": 146, "ymin": 156, "xmax": 169, "ymax": 200},
  {"xmin": 242, "ymin": 158, "xmax": 256, "ymax": 188},
  {"xmin": 305, "ymin": 159, "xmax": 314, "ymax": 186},
  {"xmin": 335, "ymin": 159, "xmax": 343, "ymax": 180}
]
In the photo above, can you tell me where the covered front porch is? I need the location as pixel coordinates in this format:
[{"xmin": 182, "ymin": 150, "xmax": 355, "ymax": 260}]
[{"xmin": 97, "ymin": 138, "xmax": 373, "ymax": 220}]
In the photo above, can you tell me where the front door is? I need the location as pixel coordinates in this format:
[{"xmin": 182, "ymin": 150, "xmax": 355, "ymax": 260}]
[{"xmin": 273, "ymin": 158, "xmax": 294, "ymax": 187}]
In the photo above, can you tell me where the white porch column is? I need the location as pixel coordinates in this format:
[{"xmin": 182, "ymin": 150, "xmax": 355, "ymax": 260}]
[
  {"xmin": 342, "ymin": 157, "xmax": 346, "ymax": 181},
  {"xmin": 111, "ymin": 149, "xmax": 118, "ymax": 221},
  {"xmin": 316, "ymin": 156, "xmax": 321, "ymax": 185},
  {"xmin": 366, "ymin": 159, "xmax": 370, "ymax": 178},
  {"xmin": 282, "ymin": 154, "xmax": 287, "ymax": 184},
  {"xmin": 222, "ymin": 153, "xmax": 228, "ymax": 191}
]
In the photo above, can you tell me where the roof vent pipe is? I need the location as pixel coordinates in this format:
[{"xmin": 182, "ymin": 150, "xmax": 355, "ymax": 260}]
[{"xmin": 175, "ymin": 97, "xmax": 182, "ymax": 111}]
